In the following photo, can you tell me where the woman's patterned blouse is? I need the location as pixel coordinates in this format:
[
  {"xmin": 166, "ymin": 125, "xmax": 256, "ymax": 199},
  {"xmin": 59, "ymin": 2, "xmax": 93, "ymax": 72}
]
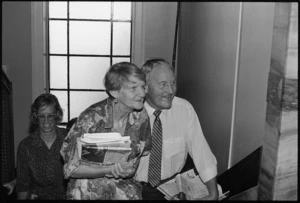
[
  {"xmin": 16, "ymin": 127, "xmax": 68, "ymax": 200},
  {"xmin": 60, "ymin": 97, "xmax": 151, "ymax": 200}
]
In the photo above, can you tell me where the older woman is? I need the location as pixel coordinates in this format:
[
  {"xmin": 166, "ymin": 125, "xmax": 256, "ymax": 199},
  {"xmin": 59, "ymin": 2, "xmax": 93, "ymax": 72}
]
[
  {"xmin": 16, "ymin": 93, "xmax": 67, "ymax": 200},
  {"xmin": 60, "ymin": 62, "xmax": 152, "ymax": 200}
]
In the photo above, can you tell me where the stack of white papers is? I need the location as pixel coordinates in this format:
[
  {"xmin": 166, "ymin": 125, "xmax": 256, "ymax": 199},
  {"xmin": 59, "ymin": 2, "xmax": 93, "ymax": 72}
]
[
  {"xmin": 77, "ymin": 133, "xmax": 133, "ymax": 165},
  {"xmin": 81, "ymin": 132, "xmax": 130, "ymax": 144},
  {"xmin": 158, "ymin": 168, "xmax": 228, "ymax": 200}
]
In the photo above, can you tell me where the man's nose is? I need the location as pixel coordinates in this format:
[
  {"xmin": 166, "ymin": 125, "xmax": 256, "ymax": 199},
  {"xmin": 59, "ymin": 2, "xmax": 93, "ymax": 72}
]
[{"xmin": 165, "ymin": 84, "xmax": 175, "ymax": 94}]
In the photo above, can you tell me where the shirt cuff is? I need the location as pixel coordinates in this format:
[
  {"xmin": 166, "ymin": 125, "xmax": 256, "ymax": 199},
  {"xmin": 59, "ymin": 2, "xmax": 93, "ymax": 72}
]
[
  {"xmin": 64, "ymin": 160, "xmax": 80, "ymax": 179},
  {"xmin": 198, "ymin": 165, "xmax": 217, "ymax": 183}
]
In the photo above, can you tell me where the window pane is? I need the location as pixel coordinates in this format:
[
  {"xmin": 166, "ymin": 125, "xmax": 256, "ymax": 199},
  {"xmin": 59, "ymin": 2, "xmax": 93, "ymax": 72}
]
[
  {"xmin": 113, "ymin": 22, "xmax": 131, "ymax": 55},
  {"xmin": 49, "ymin": 21, "xmax": 67, "ymax": 54},
  {"xmin": 50, "ymin": 56, "xmax": 67, "ymax": 89},
  {"xmin": 70, "ymin": 21, "xmax": 111, "ymax": 55},
  {"xmin": 49, "ymin": 2, "xmax": 67, "ymax": 18},
  {"xmin": 112, "ymin": 57, "xmax": 130, "ymax": 65},
  {"xmin": 69, "ymin": 2, "xmax": 111, "ymax": 19},
  {"xmin": 113, "ymin": 2, "xmax": 131, "ymax": 20},
  {"xmin": 70, "ymin": 57, "xmax": 110, "ymax": 90},
  {"xmin": 70, "ymin": 91, "xmax": 108, "ymax": 119},
  {"xmin": 50, "ymin": 90, "xmax": 68, "ymax": 123}
]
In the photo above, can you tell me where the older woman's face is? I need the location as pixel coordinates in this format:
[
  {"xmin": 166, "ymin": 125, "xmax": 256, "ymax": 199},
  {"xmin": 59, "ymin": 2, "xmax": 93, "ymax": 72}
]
[
  {"xmin": 117, "ymin": 75, "xmax": 146, "ymax": 111},
  {"xmin": 37, "ymin": 104, "xmax": 57, "ymax": 134}
]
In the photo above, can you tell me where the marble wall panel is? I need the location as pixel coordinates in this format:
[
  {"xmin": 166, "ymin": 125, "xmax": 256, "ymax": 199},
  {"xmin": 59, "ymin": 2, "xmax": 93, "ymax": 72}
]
[
  {"xmin": 282, "ymin": 79, "xmax": 298, "ymax": 110},
  {"xmin": 286, "ymin": 2, "xmax": 298, "ymax": 79},
  {"xmin": 266, "ymin": 68, "xmax": 284, "ymax": 110},
  {"xmin": 273, "ymin": 133, "xmax": 298, "ymax": 200},
  {"xmin": 280, "ymin": 110, "xmax": 298, "ymax": 134},
  {"xmin": 273, "ymin": 3, "xmax": 298, "ymax": 200},
  {"xmin": 270, "ymin": 3, "xmax": 291, "ymax": 73},
  {"xmin": 258, "ymin": 2, "xmax": 298, "ymax": 200},
  {"xmin": 258, "ymin": 109, "xmax": 280, "ymax": 200},
  {"xmin": 286, "ymin": 48, "xmax": 298, "ymax": 79}
]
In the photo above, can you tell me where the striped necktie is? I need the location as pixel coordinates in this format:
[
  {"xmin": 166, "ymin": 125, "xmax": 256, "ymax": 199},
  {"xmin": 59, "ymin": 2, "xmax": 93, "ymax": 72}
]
[{"xmin": 148, "ymin": 110, "xmax": 162, "ymax": 187}]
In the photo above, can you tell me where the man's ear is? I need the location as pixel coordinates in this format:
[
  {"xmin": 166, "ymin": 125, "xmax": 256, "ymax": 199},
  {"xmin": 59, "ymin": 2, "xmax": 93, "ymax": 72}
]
[{"xmin": 109, "ymin": 90, "xmax": 119, "ymax": 99}]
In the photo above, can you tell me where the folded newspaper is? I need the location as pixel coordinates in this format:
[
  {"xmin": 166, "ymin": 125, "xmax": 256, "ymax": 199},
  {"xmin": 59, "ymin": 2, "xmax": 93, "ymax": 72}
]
[
  {"xmin": 77, "ymin": 132, "xmax": 134, "ymax": 166},
  {"xmin": 157, "ymin": 168, "xmax": 230, "ymax": 200}
]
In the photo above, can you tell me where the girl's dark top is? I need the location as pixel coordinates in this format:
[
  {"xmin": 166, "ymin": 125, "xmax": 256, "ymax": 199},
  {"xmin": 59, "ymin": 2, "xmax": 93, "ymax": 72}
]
[{"xmin": 16, "ymin": 127, "xmax": 68, "ymax": 200}]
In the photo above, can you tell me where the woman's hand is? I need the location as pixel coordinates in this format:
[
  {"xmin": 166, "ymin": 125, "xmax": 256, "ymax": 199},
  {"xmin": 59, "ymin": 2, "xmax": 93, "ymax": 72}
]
[
  {"xmin": 108, "ymin": 159, "xmax": 139, "ymax": 179},
  {"xmin": 3, "ymin": 179, "xmax": 16, "ymax": 195}
]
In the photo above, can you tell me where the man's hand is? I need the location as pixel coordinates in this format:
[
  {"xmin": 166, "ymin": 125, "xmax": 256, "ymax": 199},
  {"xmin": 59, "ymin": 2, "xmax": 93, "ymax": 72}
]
[{"xmin": 196, "ymin": 177, "xmax": 218, "ymax": 200}]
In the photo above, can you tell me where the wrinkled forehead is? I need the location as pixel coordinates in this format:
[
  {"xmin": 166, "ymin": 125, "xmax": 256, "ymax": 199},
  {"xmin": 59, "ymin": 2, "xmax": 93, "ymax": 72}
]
[{"xmin": 150, "ymin": 64, "xmax": 175, "ymax": 79}]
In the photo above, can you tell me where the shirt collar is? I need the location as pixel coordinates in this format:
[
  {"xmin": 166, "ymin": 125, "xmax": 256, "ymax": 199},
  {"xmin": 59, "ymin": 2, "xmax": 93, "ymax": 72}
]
[
  {"xmin": 144, "ymin": 101, "xmax": 165, "ymax": 117},
  {"xmin": 31, "ymin": 127, "xmax": 60, "ymax": 147}
]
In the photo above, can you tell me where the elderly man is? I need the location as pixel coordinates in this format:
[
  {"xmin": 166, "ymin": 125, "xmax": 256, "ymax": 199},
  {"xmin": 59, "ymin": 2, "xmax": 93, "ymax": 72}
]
[{"xmin": 135, "ymin": 57, "xmax": 218, "ymax": 200}]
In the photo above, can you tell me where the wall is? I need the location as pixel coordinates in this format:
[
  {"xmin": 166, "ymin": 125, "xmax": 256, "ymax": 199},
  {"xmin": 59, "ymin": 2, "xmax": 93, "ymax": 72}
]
[
  {"xmin": 176, "ymin": 2, "xmax": 275, "ymax": 174},
  {"xmin": 176, "ymin": 2, "xmax": 239, "ymax": 174},
  {"xmin": 231, "ymin": 2, "xmax": 274, "ymax": 166},
  {"xmin": 132, "ymin": 2, "xmax": 177, "ymax": 66},
  {"xmin": 31, "ymin": 2, "xmax": 47, "ymax": 101},
  {"xmin": 2, "ymin": 2, "xmax": 33, "ymax": 160}
]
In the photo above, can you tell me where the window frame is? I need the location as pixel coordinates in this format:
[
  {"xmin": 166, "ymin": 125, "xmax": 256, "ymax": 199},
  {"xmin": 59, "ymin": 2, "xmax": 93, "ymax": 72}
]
[{"xmin": 31, "ymin": 2, "xmax": 145, "ymax": 125}]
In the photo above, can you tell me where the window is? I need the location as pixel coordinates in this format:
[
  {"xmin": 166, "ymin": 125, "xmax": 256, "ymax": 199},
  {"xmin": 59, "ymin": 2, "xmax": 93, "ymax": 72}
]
[{"xmin": 47, "ymin": 2, "xmax": 132, "ymax": 124}]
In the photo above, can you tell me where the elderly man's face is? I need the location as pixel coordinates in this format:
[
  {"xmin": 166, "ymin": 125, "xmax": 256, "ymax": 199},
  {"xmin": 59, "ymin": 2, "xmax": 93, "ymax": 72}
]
[{"xmin": 145, "ymin": 64, "xmax": 176, "ymax": 110}]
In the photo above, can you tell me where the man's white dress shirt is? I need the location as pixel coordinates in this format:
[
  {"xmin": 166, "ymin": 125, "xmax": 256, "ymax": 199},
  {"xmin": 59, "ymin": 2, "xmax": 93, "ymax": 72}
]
[{"xmin": 135, "ymin": 96, "xmax": 217, "ymax": 183}]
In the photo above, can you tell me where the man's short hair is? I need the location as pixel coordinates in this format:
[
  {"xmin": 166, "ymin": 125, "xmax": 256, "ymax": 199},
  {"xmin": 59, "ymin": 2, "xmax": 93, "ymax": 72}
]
[{"xmin": 140, "ymin": 57, "xmax": 174, "ymax": 76}]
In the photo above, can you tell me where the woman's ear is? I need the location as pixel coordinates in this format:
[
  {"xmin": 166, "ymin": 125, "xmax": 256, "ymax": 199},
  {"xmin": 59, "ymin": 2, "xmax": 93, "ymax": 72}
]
[
  {"xmin": 109, "ymin": 90, "xmax": 119, "ymax": 99},
  {"xmin": 145, "ymin": 85, "xmax": 149, "ymax": 93}
]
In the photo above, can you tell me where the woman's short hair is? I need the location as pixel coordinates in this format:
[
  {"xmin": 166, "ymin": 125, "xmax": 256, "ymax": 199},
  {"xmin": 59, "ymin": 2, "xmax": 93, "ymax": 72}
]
[
  {"xmin": 140, "ymin": 57, "xmax": 174, "ymax": 78},
  {"xmin": 104, "ymin": 62, "xmax": 145, "ymax": 98},
  {"xmin": 29, "ymin": 93, "xmax": 63, "ymax": 133}
]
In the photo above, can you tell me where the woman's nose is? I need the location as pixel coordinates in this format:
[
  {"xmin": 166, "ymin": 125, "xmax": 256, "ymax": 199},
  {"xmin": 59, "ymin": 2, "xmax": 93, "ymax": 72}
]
[
  {"xmin": 140, "ymin": 87, "xmax": 146, "ymax": 97},
  {"xmin": 44, "ymin": 117, "xmax": 50, "ymax": 123}
]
